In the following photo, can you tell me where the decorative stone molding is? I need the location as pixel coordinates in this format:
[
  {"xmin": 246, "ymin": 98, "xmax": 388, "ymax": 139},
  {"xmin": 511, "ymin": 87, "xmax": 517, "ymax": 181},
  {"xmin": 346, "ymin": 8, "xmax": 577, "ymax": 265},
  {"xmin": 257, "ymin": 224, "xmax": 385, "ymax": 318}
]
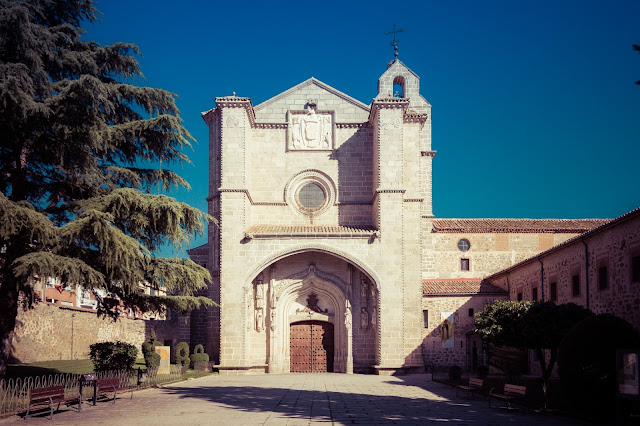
[
  {"xmin": 218, "ymin": 188, "xmax": 253, "ymax": 204},
  {"xmin": 336, "ymin": 122, "xmax": 369, "ymax": 129},
  {"xmin": 241, "ymin": 243, "xmax": 382, "ymax": 294},
  {"xmin": 420, "ymin": 151, "xmax": 437, "ymax": 157},
  {"xmin": 404, "ymin": 198, "xmax": 424, "ymax": 203},
  {"xmin": 254, "ymin": 123, "xmax": 288, "ymax": 129},
  {"xmin": 404, "ymin": 111, "xmax": 428, "ymax": 125}
]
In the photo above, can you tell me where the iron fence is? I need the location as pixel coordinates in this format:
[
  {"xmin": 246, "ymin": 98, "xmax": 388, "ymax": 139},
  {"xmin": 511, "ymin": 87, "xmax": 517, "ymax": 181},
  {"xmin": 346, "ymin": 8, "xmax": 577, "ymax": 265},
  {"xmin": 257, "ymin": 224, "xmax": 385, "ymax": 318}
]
[{"xmin": 0, "ymin": 365, "xmax": 210, "ymax": 418}]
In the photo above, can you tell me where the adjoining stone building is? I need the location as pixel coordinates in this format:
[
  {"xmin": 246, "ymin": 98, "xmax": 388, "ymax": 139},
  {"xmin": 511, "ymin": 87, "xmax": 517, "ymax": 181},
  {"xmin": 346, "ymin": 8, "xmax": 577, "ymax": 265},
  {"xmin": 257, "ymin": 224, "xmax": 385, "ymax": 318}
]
[{"xmin": 187, "ymin": 59, "xmax": 615, "ymax": 375}]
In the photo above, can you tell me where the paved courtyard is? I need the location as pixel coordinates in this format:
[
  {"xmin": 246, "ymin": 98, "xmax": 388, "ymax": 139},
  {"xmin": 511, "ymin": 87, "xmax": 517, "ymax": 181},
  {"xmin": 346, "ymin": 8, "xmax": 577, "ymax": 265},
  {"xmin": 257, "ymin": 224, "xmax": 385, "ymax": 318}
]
[{"xmin": 1, "ymin": 374, "xmax": 583, "ymax": 425}]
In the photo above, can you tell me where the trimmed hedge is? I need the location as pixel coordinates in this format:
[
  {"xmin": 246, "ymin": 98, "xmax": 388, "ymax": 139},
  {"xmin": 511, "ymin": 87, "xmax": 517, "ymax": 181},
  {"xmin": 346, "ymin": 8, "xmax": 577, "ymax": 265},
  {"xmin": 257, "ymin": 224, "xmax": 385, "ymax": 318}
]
[
  {"xmin": 89, "ymin": 341, "xmax": 138, "ymax": 372},
  {"xmin": 141, "ymin": 331, "xmax": 162, "ymax": 369},
  {"xmin": 175, "ymin": 342, "xmax": 190, "ymax": 368},
  {"xmin": 190, "ymin": 344, "xmax": 209, "ymax": 369}
]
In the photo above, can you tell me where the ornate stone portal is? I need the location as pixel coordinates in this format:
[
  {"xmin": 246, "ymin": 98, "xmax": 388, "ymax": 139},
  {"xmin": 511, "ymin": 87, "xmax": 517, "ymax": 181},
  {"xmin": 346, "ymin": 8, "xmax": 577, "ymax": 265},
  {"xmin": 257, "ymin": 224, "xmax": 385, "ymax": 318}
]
[{"xmin": 256, "ymin": 264, "xmax": 366, "ymax": 374}]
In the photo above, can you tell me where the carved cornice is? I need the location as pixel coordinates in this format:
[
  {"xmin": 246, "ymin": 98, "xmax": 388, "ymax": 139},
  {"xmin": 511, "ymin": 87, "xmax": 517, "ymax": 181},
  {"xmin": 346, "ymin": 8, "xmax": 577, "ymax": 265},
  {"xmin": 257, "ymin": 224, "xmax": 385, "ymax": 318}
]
[
  {"xmin": 218, "ymin": 188, "xmax": 253, "ymax": 204},
  {"xmin": 420, "ymin": 151, "xmax": 437, "ymax": 157},
  {"xmin": 375, "ymin": 188, "xmax": 406, "ymax": 194},
  {"xmin": 336, "ymin": 122, "xmax": 369, "ymax": 129},
  {"xmin": 254, "ymin": 123, "xmax": 288, "ymax": 129},
  {"xmin": 215, "ymin": 96, "xmax": 256, "ymax": 127},
  {"xmin": 404, "ymin": 111, "xmax": 428, "ymax": 124},
  {"xmin": 368, "ymin": 97, "xmax": 410, "ymax": 122}
]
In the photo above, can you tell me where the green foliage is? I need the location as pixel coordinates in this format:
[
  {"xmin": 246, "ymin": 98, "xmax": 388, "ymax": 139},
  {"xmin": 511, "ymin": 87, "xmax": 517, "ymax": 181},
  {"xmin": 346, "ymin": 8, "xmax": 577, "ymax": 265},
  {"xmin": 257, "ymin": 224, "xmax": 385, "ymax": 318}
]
[
  {"xmin": 89, "ymin": 341, "xmax": 138, "ymax": 372},
  {"xmin": 474, "ymin": 300, "xmax": 533, "ymax": 348},
  {"xmin": 175, "ymin": 342, "xmax": 190, "ymax": 368},
  {"xmin": 141, "ymin": 331, "xmax": 162, "ymax": 369},
  {"xmin": 0, "ymin": 0, "xmax": 217, "ymax": 378},
  {"xmin": 558, "ymin": 314, "xmax": 640, "ymax": 422},
  {"xmin": 190, "ymin": 344, "xmax": 209, "ymax": 369}
]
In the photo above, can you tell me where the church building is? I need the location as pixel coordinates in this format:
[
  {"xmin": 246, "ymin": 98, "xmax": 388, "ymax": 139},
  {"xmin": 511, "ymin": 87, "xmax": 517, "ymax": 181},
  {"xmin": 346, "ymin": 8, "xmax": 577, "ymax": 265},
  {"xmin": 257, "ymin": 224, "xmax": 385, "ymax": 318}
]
[{"xmin": 190, "ymin": 59, "xmax": 610, "ymax": 375}]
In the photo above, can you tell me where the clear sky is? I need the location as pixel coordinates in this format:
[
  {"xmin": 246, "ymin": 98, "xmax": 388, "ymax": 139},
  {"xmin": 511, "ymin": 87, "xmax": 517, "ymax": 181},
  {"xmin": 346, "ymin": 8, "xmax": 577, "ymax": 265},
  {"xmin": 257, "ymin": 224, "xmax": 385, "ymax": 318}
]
[{"xmin": 86, "ymin": 0, "xmax": 640, "ymax": 257}]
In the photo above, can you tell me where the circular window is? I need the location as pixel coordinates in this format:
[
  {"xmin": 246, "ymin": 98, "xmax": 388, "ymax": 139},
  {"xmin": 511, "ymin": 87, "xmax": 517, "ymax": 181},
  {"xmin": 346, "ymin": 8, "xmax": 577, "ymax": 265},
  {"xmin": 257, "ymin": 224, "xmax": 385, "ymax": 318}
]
[
  {"xmin": 297, "ymin": 183, "xmax": 326, "ymax": 211},
  {"xmin": 285, "ymin": 170, "xmax": 336, "ymax": 218},
  {"xmin": 457, "ymin": 239, "xmax": 471, "ymax": 252}
]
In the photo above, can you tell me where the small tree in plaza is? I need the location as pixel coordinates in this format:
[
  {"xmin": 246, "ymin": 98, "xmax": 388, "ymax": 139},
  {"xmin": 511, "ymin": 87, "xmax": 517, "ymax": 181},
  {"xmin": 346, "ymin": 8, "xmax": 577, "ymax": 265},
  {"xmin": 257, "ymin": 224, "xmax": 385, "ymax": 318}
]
[
  {"xmin": 474, "ymin": 300, "xmax": 532, "ymax": 348},
  {"xmin": 0, "ymin": 0, "xmax": 216, "ymax": 379},
  {"xmin": 476, "ymin": 300, "xmax": 593, "ymax": 407}
]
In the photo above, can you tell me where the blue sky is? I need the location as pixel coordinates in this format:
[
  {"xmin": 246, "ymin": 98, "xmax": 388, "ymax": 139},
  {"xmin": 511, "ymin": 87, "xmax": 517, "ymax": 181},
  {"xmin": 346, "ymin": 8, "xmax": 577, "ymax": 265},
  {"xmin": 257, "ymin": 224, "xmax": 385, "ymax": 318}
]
[{"xmin": 86, "ymin": 0, "xmax": 640, "ymax": 257}]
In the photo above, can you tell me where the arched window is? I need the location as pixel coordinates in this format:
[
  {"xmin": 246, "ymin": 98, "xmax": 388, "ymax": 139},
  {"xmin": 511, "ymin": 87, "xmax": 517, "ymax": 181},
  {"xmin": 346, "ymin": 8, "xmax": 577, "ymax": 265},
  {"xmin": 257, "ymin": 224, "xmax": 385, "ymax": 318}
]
[{"xmin": 393, "ymin": 75, "xmax": 405, "ymax": 98}]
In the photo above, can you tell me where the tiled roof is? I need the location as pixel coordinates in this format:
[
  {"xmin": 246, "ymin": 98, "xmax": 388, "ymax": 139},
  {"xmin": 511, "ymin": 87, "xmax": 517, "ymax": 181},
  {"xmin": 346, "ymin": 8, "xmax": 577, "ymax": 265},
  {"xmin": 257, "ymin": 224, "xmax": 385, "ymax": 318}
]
[
  {"xmin": 486, "ymin": 206, "xmax": 640, "ymax": 279},
  {"xmin": 432, "ymin": 218, "xmax": 609, "ymax": 234},
  {"xmin": 245, "ymin": 225, "xmax": 377, "ymax": 238},
  {"xmin": 422, "ymin": 279, "xmax": 507, "ymax": 295}
]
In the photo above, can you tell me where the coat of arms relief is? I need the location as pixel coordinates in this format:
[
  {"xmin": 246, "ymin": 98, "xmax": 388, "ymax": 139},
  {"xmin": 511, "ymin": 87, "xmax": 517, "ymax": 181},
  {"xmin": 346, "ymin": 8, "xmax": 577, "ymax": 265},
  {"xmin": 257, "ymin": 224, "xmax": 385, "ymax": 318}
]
[{"xmin": 288, "ymin": 106, "xmax": 334, "ymax": 151}]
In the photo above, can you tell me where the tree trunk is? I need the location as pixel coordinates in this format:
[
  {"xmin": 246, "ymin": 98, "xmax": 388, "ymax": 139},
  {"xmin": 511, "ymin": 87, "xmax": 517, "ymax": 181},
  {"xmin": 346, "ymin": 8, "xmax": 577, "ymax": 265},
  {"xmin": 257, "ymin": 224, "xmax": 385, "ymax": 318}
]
[
  {"xmin": 0, "ymin": 279, "xmax": 19, "ymax": 379},
  {"xmin": 538, "ymin": 347, "xmax": 559, "ymax": 410}
]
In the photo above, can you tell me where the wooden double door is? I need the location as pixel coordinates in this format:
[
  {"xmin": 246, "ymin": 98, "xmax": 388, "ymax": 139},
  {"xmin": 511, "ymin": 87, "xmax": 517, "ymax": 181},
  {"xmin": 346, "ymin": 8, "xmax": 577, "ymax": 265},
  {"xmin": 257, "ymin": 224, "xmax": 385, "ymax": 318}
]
[{"xmin": 290, "ymin": 321, "xmax": 334, "ymax": 373}]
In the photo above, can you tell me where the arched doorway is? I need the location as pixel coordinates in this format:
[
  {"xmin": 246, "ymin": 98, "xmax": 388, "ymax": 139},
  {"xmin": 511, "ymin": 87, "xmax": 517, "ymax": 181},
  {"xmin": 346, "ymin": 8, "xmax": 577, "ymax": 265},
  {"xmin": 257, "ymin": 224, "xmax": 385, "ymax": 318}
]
[{"xmin": 290, "ymin": 320, "xmax": 334, "ymax": 373}]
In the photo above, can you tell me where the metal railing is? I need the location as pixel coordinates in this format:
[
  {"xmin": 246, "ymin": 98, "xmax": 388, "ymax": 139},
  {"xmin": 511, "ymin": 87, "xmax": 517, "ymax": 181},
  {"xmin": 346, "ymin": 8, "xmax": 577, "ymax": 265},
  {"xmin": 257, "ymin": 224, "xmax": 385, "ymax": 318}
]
[{"xmin": 0, "ymin": 365, "xmax": 211, "ymax": 417}]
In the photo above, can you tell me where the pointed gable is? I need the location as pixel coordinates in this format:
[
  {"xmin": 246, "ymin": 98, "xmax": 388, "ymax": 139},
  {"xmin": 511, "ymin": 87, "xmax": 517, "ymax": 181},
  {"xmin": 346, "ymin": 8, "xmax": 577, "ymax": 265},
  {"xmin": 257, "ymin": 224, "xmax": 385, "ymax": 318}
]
[
  {"xmin": 377, "ymin": 59, "xmax": 431, "ymax": 113},
  {"xmin": 254, "ymin": 78, "xmax": 370, "ymax": 123}
]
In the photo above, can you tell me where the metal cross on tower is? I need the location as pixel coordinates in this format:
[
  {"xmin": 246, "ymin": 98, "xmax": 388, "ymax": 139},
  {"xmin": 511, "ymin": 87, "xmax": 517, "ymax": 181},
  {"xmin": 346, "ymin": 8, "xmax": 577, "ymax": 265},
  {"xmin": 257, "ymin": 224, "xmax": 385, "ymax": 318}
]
[{"xmin": 385, "ymin": 23, "xmax": 405, "ymax": 58}]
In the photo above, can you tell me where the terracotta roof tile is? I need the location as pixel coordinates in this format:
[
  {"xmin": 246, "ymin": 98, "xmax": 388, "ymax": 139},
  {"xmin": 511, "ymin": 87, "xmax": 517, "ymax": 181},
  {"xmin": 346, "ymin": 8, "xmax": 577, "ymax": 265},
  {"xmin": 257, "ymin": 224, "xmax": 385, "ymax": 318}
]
[
  {"xmin": 432, "ymin": 218, "xmax": 609, "ymax": 234},
  {"xmin": 422, "ymin": 279, "xmax": 507, "ymax": 295},
  {"xmin": 245, "ymin": 225, "xmax": 377, "ymax": 237}
]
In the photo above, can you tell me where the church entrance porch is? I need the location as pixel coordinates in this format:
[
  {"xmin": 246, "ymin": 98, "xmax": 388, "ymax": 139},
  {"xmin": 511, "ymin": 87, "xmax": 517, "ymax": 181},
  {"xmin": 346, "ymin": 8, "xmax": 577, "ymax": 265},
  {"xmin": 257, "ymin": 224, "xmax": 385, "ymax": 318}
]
[{"xmin": 290, "ymin": 320, "xmax": 334, "ymax": 373}]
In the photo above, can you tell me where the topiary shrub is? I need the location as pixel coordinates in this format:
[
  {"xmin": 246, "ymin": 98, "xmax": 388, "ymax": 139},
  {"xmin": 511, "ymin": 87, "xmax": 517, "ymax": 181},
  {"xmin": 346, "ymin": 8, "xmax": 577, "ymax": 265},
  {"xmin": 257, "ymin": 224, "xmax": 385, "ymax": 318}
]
[
  {"xmin": 175, "ymin": 342, "xmax": 190, "ymax": 368},
  {"xmin": 141, "ymin": 331, "xmax": 162, "ymax": 369},
  {"xmin": 190, "ymin": 344, "xmax": 210, "ymax": 369},
  {"xmin": 89, "ymin": 341, "xmax": 138, "ymax": 372},
  {"xmin": 448, "ymin": 365, "xmax": 462, "ymax": 382},
  {"xmin": 558, "ymin": 314, "xmax": 640, "ymax": 423}
]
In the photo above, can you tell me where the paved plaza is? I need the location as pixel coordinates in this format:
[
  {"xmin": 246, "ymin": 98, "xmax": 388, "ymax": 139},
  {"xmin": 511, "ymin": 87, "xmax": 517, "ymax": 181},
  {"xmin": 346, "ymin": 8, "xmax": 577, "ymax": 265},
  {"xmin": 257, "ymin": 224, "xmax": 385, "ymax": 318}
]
[{"xmin": 1, "ymin": 374, "xmax": 582, "ymax": 425}]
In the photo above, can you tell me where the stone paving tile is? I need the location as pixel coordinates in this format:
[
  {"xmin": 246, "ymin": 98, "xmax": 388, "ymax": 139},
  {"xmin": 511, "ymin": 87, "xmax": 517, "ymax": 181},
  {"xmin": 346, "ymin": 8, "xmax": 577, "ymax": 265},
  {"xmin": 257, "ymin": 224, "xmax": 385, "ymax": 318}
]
[{"xmin": 0, "ymin": 373, "xmax": 586, "ymax": 425}]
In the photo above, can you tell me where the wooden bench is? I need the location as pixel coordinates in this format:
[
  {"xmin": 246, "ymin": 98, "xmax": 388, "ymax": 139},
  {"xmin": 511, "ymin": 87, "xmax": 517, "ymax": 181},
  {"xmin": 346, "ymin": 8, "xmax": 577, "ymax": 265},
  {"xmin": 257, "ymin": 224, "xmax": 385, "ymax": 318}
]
[
  {"xmin": 489, "ymin": 383, "xmax": 528, "ymax": 410},
  {"xmin": 456, "ymin": 377, "xmax": 485, "ymax": 398},
  {"xmin": 94, "ymin": 378, "xmax": 133, "ymax": 404},
  {"xmin": 25, "ymin": 385, "xmax": 81, "ymax": 420}
]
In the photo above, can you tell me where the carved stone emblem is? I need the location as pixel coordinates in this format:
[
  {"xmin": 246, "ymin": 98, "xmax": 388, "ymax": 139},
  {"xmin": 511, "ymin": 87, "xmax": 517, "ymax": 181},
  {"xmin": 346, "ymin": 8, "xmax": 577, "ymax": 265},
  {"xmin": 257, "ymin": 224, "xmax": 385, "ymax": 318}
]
[
  {"xmin": 296, "ymin": 292, "xmax": 329, "ymax": 314},
  {"xmin": 288, "ymin": 108, "xmax": 334, "ymax": 150}
]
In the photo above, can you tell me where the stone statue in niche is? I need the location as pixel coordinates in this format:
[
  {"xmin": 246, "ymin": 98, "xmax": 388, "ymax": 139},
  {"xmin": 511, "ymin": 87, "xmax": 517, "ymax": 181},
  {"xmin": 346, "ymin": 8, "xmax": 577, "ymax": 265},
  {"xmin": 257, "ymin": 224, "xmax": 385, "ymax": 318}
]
[
  {"xmin": 360, "ymin": 308, "xmax": 368, "ymax": 329},
  {"xmin": 288, "ymin": 107, "xmax": 333, "ymax": 150},
  {"xmin": 255, "ymin": 281, "xmax": 265, "ymax": 332},
  {"xmin": 360, "ymin": 279, "xmax": 368, "ymax": 307},
  {"xmin": 371, "ymin": 306, "xmax": 377, "ymax": 327},
  {"xmin": 256, "ymin": 309, "xmax": 264, "ymax": 332},
  {"xmin": 345, "ymin": 301, "xmax": 352, "ymax": 330},
  {"xmin": 270, "ymin": 308, "xmax": 276, "ymax": 331}
]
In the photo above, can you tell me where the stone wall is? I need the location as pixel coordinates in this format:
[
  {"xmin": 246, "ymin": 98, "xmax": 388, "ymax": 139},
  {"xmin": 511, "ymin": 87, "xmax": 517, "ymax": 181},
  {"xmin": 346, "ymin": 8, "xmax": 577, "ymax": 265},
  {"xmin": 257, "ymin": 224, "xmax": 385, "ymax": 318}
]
[
  {"xmin": 489, "ymin": 210, "xmax": 640, "ymax": 332},
  {"xmin": 421, "ymin": 294, "xmax": 507, "ymax": 369},
  {"xmin": 10, "ymin": 303, "xmax": 180, "ymax": 363},
  {"xmin": 428, "ymin": 232, "xmax": 579, "ymax": 280}
]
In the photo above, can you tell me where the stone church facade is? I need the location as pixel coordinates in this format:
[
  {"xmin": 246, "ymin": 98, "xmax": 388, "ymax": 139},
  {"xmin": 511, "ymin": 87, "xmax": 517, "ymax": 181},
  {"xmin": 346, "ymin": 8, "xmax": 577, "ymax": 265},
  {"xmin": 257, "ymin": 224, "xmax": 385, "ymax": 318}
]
[{"xmin": 189, "ymin": 60, "xmax": 610, "ymax": 375}]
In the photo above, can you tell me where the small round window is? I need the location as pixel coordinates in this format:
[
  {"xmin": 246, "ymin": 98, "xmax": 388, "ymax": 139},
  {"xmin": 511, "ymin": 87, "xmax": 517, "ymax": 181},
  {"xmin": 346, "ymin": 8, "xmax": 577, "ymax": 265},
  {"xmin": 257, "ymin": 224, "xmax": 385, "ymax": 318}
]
[
  {"xmin": 457, "ymin": 239, "xmax": 471, "ymax": 252},
  {"xmin": 297, "ymin": 182, "xmax": 326, "ymax": 211}
]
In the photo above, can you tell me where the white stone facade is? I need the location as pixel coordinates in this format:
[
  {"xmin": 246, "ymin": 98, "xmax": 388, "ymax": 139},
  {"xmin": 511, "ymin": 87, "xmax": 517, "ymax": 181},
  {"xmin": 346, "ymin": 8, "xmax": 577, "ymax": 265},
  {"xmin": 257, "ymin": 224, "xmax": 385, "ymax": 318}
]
[{"xmin": 191, "ymin": 60, "xmax": 613, "ymax": 375}]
